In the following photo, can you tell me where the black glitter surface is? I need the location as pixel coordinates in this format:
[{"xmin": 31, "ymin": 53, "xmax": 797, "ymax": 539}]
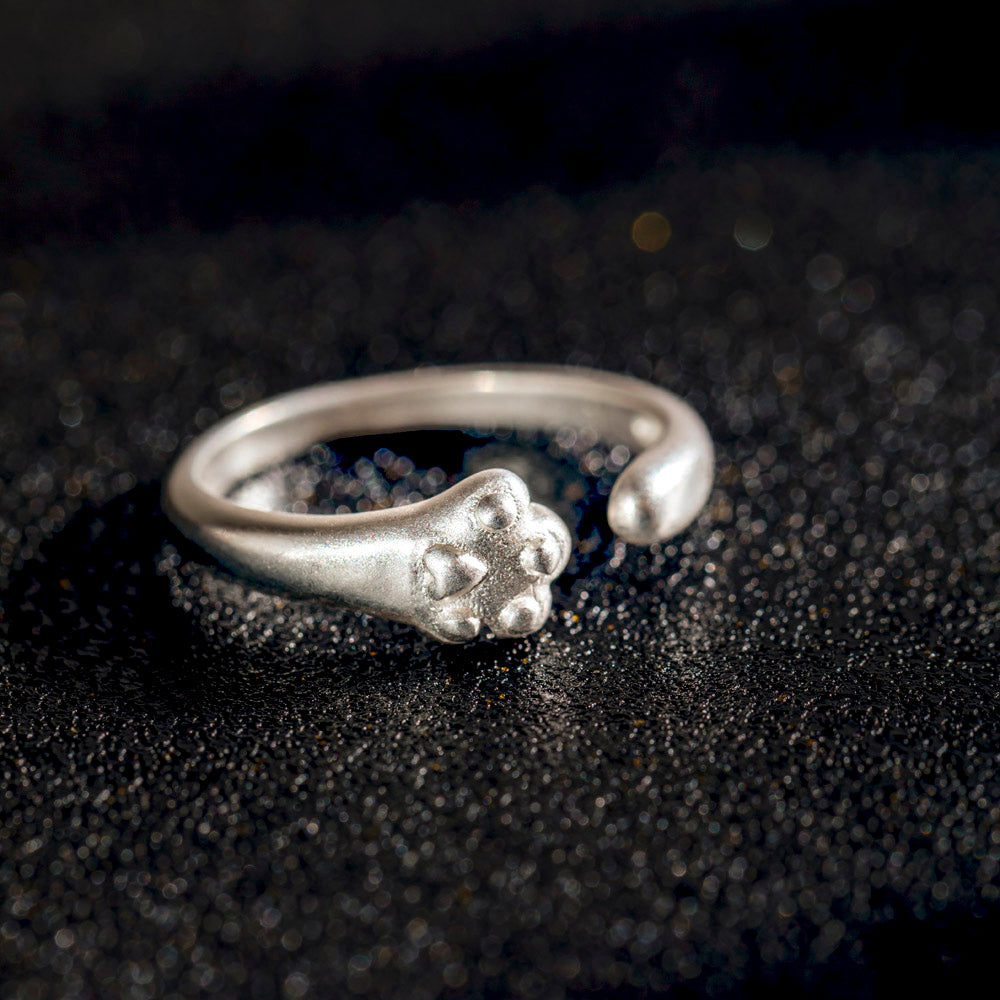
[
  {"xmin": 4, "ymin": 3, "xmax": 1000, "ymax": 994},
  {"xmin": 3, "ymin": 151, "xmax": 1000, "ymax": 998}
]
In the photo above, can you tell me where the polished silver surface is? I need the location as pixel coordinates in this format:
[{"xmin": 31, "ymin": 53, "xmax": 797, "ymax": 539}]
[{"xmin": 164, "ymin": 366, "xmax": 714, "ymax": 642}]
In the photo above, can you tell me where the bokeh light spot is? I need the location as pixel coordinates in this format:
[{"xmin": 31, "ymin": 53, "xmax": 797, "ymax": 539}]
[
  {"xmin": 631, "ymin": 212, "xmax": 672, "ymax": 252},
  {"xmin": 734, "ymin": 212, "xmax": 773, "ymax": 251}
]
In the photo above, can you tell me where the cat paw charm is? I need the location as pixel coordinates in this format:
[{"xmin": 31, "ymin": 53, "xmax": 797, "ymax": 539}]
[{"xmin": 414, "ymin": 469, "xmax": 571, "ymax": 643}]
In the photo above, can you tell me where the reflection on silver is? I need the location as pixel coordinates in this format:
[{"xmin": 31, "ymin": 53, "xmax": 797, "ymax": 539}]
[{"xmin": 164, "ymin": 366, "xmax": 714, "ymax": 643}]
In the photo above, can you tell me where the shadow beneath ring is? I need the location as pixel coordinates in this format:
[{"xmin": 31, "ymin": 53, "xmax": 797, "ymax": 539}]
[
  {"xmin": 0, "ymin": 485, "xmax": 416, "ymax": 718},
  {"xmin": 0, "ymin": 479, "xmax": 585, "ymax": 721}
]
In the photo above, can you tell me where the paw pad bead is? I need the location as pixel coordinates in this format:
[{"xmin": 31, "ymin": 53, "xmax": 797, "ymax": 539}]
[
  {"xmin": 497, "ymin": 594, "xmax": 547, "ymax": 636},
  {"xmin": 519, "ymin": 532, "xmax": 565, "ymax": 578},
  {"xmin": 435, "ymin": 614, "xmax": 482, "ymax": 642},
  {"xmin": 475, "ymin": 491, "xmax": 519, "ymax": 531},
  {"xmin": 422, "ymin": 545, "xmax": 487, "ymax": 600}
]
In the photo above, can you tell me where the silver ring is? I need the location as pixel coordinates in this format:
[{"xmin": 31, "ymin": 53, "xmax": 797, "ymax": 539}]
[{"xmin": 164, "ymin": 366, "xmax": 714, "ymax": 643}]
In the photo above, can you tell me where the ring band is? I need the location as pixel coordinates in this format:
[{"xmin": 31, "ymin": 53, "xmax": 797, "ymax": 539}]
[{"xmin": 164, "ymin": 366, "xmax": 714, "ymax": 643}]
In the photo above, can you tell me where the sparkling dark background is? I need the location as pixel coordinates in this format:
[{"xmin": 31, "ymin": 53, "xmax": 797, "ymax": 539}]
[{"xmin": 2, "ymin": 2, "xmax": 1000, "ymax": 998}]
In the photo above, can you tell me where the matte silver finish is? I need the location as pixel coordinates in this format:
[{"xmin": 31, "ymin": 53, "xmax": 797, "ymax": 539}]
[{"xmin": 164, "ymin": 366, "xmax": 714, "ymax": 642}]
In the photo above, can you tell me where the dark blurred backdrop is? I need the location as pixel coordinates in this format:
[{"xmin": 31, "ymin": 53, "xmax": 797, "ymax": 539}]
[{"xmin": 1, "ymin": 0, "xmax": 993, "ymax": 241}]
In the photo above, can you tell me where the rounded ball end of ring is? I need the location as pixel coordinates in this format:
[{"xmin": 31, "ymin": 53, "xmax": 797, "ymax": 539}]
[
  {"xmin": 607, "ymin": 412, "xmax": 715, "ymax": 547},
  {"xmin": 606, "ymin": 487, "xmax": 663, "ymax": 547},
  {"xmin": 606, "ymin": 460, "xmax": 713, "ymax": 546},
  {"xmin": 164, "ymin": 365, "xmax": 714, "ymax": 643}
]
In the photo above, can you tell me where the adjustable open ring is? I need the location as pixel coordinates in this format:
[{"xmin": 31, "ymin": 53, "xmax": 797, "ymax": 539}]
[{"xmin": 164, "ymin": 366, "xmax": 714, "ymax": 643}]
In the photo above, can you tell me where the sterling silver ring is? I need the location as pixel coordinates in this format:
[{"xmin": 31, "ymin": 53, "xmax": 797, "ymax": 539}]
[{"xmin": 164, "ymin": 366, "xmax": 714, "ymax": 643}]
